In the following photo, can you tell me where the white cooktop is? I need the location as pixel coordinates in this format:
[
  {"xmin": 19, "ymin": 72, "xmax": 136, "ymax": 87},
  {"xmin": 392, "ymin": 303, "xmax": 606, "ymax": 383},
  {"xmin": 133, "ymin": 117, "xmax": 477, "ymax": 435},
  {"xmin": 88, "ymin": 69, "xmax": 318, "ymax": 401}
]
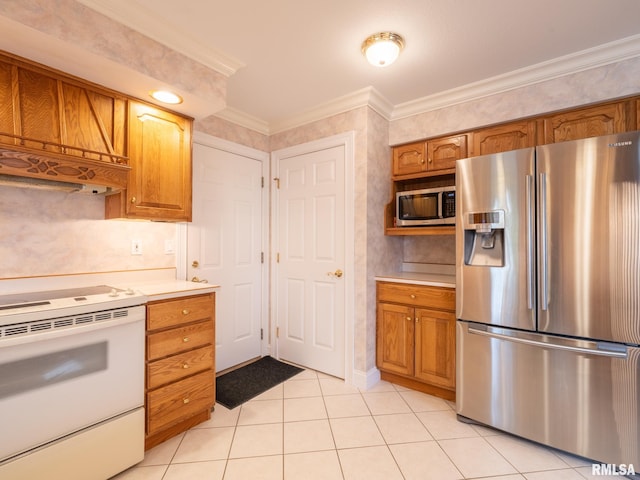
[{"xmin": 0, "ymin": 285, "xmax": 146, "ymax": 325}]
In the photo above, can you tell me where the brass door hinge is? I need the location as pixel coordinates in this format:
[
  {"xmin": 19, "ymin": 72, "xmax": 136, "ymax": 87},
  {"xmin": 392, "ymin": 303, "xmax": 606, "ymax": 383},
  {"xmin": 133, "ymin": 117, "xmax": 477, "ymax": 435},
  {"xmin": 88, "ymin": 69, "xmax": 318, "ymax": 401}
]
[
  {"xmin": 260, "ymin": 328, "xmax": 264, "ymax": 340},
  {"xmin": 273, "ymin": 177, "xmax": 280, "ymax": 189},
  {"xmin": 276, "ymin": 327, "xmax": 280, "ymax": 338}
]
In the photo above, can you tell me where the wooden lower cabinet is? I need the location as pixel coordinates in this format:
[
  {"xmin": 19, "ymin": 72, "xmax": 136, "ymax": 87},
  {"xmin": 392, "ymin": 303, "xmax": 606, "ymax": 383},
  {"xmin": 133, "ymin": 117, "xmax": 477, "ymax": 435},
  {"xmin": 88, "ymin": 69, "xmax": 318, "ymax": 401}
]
[
  {"xmin": 376, "ymin": 281, "xmax": 455, "ymax": 401},
  {"xmin": 145, "ymin": 292, "xmax": 215, "ymax": 450}
]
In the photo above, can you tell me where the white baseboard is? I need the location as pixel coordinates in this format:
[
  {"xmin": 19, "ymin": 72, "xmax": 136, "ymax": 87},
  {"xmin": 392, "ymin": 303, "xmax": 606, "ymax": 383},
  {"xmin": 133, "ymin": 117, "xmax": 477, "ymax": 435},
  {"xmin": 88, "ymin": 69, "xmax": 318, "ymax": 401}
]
[{"xmin": 351, "ymin": 367, "xmax": 381, "ymax": 390}]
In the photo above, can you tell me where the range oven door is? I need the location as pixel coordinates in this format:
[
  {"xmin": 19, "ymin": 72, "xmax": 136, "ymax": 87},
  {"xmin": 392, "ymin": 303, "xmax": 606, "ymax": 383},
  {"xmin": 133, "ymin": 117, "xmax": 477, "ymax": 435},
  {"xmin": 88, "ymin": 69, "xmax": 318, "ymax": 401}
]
[
  {"xmin": 457, "ymin": 321, "xmax": 640, "ymax": 467},
  {"xmin": 0, "ymin": 306, "xmax": 145, "ymax": 463}
]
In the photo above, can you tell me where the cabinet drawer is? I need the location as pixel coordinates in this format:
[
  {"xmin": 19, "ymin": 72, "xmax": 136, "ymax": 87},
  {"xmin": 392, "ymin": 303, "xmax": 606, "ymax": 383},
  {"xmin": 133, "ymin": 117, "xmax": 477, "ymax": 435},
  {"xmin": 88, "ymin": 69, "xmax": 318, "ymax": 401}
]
[
  {"xmin": 147, "ymin": 294, "xmax": 214, "ymax": 331},
  {"xmin": 377, "ymin": 282, "xmax": 455, "ymax": 311},
  {"xmin": 146, "ymin": 370, "xmax": 214, "ymax": 435},
  {"xmin": 147, "ymin": 345, "xmax": 214, "ymax": 389},
  {"xmin": 147, "ymin": 320, "xmax": 213, "ymax": 361}
]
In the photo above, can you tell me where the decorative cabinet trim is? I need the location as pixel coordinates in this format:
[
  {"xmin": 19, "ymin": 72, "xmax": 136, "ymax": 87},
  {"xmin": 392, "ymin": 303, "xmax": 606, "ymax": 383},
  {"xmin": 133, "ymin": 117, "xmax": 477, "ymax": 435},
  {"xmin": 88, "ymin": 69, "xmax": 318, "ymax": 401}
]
[{"xmin": 0, "ymin": 50, "xmax": 130, "ymax": 189}]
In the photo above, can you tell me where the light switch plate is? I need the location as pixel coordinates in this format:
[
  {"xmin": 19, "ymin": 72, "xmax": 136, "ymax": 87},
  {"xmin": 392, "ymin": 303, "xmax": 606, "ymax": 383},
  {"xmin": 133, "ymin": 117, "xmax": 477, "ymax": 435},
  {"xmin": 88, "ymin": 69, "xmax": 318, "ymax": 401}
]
[{"xmin": 131, "ymin": 239, "xmax": 142, "ymax": 255}]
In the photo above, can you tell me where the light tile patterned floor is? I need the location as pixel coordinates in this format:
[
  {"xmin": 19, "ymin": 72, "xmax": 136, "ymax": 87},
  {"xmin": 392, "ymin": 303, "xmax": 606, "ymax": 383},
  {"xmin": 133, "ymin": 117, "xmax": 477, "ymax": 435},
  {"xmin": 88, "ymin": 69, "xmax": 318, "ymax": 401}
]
[{"xmin": 112, "ymin": 368, "xmax": 617, "ymax": 480}]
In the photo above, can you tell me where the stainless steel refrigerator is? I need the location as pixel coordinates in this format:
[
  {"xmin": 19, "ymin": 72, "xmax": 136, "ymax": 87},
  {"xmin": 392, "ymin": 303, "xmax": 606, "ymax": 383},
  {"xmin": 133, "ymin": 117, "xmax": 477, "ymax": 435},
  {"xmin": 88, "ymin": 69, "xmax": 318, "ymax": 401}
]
[{"xmin": 456, "ymin": 131, "xmax": 640, "ymax": 468}]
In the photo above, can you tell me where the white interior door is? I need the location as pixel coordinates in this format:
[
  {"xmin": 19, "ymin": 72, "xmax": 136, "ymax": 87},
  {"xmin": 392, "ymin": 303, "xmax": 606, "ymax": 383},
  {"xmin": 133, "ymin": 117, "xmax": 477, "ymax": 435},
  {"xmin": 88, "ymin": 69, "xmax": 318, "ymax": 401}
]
[
  {"xmin": 188, "ymin": 138, "xmax": 267, "ymax": 372},
  {"xmin": 274, "ymin": 143, "xmax": 346, "ymax": 378}
]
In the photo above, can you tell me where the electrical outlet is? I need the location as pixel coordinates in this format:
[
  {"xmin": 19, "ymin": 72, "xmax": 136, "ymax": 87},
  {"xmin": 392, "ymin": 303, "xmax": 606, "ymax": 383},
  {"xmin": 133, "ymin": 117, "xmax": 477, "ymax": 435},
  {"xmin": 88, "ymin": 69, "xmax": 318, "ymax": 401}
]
[{"xmin": 131, "ymin": 239, "xmax": 142, "ymax": 255}]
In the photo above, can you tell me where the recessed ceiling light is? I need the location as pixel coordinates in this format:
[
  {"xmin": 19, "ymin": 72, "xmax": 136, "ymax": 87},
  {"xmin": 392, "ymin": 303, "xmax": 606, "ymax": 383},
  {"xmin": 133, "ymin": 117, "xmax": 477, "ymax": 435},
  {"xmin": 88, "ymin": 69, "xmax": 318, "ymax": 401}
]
[
  {"xmin": 361, "ymin": 32, "xmax": 405, "ymax": 67},
  {"xmin": 149, "ymin": 90, "xmax": 183, "ymax": 104}
]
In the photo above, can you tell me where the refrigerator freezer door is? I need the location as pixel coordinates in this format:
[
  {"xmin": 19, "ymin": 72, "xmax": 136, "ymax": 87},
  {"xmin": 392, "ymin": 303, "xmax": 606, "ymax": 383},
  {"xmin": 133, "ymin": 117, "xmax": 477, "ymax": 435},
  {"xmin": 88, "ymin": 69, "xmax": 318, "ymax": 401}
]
[
  {"xmin": 456, "ymin": 148, "xmax": 536, "ymax": 330},
  {"xmin": 537, "ymin": 131, "xmax": 640, "ymax": 345},
  {"xmin": 457, "ymin": 320, "xmax": 640, "ymax": 466}
]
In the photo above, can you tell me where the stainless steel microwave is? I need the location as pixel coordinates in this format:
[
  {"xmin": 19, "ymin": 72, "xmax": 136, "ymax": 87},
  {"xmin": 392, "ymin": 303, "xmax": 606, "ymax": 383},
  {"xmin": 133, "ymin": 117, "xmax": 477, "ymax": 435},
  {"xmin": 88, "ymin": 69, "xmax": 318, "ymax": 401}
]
[{"xmin": 396, "ymin": 186, "xmax": 456, "ymax": 226}]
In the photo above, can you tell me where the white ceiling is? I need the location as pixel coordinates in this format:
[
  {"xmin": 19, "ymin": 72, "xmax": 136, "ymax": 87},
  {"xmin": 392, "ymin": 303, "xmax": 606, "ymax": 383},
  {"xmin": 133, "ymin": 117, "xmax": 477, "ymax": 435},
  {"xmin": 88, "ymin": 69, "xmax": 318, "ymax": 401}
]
[{"xmin": 46, "ymin": 1, "xmax": 640, "ymax": 133}]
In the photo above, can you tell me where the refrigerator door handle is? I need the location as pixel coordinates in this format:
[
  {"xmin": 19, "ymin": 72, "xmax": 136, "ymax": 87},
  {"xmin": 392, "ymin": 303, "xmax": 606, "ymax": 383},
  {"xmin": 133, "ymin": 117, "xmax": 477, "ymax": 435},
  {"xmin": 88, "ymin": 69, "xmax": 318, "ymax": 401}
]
[
  {"xmin": 525, "ymin": 174, "xmax": 534, "ymax": 310},
  {"xmin": 468, "ymin": 326, "xmax": 628, "ymax": 358},
  {"xmin": 538, "ymin": 172, "xmax": 549, "ymax": 311}
]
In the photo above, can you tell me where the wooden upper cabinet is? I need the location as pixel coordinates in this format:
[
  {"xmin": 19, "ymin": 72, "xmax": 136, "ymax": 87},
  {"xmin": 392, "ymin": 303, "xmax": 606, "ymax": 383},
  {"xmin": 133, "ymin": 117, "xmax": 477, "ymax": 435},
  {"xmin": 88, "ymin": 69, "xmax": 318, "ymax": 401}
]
[
  {"xmin": 392, "ymin": 141, "xmax": 426, "ymax": 177},
  {"xmin": 426, "ymin": 134, "xmax": 467, "ymax": 171},
  {"xmin": 106, "ymin": 101, "xmax": 193, "ymax": 222},
  {"xmin": 542, "ymin": 101, "xmax": 632, "ymax": 144},
  {"xmin": 392, "ymin": 134, "xmax": 468, "ymax": 179},
  {"xmin": 471, "ymin": 120, "xmax": 536, "ymax": 156},
  {"xmin": 0, "ymin": 52, "xmax": 129, "ymax": 188}
]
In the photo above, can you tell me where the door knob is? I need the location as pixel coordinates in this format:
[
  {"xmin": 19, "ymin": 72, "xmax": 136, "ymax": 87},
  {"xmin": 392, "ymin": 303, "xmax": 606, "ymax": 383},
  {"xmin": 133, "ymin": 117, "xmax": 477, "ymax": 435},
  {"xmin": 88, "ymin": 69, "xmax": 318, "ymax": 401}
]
[
  {"xmin": 191, "ymin": 276, "xmax": 208, "ymax": 283},
  {"xmin": 327, "ymin": 269, "xmax": 343, "ymax": 278},
  {"xmin": 192, "ymin": 260, "xmax": 199, "ymax": 268}
]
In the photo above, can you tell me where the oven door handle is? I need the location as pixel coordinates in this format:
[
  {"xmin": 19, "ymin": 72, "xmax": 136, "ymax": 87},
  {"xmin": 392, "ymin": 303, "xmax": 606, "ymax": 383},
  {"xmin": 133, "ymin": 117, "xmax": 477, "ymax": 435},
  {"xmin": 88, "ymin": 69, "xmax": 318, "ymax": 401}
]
[{"xmin": 0, "ymin": 314, "xmax": 144, "ymax": 348}]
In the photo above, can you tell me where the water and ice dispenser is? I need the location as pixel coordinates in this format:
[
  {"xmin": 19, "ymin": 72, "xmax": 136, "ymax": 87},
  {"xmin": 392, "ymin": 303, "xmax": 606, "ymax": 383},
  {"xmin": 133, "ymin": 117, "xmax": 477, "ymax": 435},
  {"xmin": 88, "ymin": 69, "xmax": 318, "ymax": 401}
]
[{"xmin": 462, "ymin": 210, "xmax": 505, "ymax": 267}]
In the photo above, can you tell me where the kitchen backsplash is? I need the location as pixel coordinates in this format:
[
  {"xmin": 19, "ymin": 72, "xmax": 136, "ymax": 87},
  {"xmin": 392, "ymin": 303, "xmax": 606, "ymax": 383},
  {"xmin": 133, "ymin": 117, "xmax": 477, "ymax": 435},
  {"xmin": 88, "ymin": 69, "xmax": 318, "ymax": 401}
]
[
  {"xmin": 403, "ymin": 235, "xmax": 455, "ymax": 265},
  {"xmin": 0, "ymin": 185, "xmax": 177, "ymax": 279}
]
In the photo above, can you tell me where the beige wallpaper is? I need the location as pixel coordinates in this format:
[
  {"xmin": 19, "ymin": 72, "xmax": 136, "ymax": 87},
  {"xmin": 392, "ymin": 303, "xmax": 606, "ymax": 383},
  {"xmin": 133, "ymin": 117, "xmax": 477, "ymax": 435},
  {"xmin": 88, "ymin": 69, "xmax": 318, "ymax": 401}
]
[
  {"xmin": 390, "ymin": 56, "xmax": 640, "ymax": 145},
  {"xmin": 0, "ymin": 186, "xmax": 176, "ymax": 279},
  {"xmin": 195, "ymin": 115, "xmax": 270, "ymax": 153}
]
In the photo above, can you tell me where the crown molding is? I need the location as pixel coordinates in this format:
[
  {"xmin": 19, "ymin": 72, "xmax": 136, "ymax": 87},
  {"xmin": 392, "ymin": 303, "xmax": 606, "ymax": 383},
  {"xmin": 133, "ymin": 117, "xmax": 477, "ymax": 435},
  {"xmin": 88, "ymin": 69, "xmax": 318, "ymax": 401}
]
[
  {"xmin": 213, "ymin": 107, "xmax": 271, "ymax": 136},
  {"xmin": 392, "ymin": 33, "xmax": 640, "ymax": 120},
  {"xmin": 267, "ymin": 86, "xmax": 394, "ymax": 135},
  {"xmin": 76, "ymin": 0, "xmax": 244, "ymax": 77},
  {"xmin": 221, "ymin": 34, "xmax": 640, "ymax": 135}
]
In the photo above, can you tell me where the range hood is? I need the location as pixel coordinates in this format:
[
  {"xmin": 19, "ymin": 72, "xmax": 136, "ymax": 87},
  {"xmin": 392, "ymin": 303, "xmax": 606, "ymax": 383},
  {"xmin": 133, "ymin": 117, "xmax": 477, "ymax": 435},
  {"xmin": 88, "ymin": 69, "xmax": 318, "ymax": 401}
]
[{"xmin": 0, "ymin": 173, "xmax": 116, "ymax": 195}]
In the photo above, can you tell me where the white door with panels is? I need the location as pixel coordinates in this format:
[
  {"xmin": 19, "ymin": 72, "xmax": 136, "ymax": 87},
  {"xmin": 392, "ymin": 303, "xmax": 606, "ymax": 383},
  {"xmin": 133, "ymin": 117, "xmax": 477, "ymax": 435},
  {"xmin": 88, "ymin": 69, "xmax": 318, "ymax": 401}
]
[
  {"xmin": 273, "ymin": 138, "xmax": 352, "ymax": 379},
  {"xmin": 188, "ymin": 137, "xmax": 268, "ymax": 372}
]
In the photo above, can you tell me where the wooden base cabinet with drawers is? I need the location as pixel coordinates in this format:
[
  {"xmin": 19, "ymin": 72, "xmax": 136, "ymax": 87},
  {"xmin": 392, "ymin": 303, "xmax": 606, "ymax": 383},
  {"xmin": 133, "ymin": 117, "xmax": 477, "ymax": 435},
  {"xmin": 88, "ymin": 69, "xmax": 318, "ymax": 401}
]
[
  {"xmin": 376, "ymin": 282, "xmax": 456, "ymax": 401},
  {"xmin": 145, "ymin": 293, "xmax": 215, "ymax": 450}
]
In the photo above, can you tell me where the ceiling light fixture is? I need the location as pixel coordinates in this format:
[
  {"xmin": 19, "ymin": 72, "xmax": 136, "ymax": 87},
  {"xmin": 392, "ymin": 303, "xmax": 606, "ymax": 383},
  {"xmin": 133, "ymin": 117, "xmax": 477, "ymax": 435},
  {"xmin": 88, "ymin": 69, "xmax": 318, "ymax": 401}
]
[
  {"xmin": 361, "ymin": 32, "xmax": 405, "ymax": 67},
  {"xmin": 149, "ymin": 90, "xmax": 183, "ymax": 104}
]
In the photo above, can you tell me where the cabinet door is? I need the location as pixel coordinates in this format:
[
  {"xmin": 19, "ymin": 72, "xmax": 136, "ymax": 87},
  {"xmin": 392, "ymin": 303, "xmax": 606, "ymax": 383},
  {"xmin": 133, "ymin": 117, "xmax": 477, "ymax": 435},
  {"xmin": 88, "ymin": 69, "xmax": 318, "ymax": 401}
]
[
  {"xmin": 392, "ymin": 142, "xmax": 426, "ymax": 177},
  {"xmin": 414, "ymin": 308, "xmax": 455, "ymax": 389},
  {"xmin": 126, "ymin": 101, "xmax": 192, "ymax": 221},
  {"xmin": 376, "ymin": 302, "xmax": 414, "ymax": 376},
  {"xmin": 542, "ymin": 101, "xmax": 630, "ymax": 144},
  {"xmin": 472, "ymin": 120, "xmax": 536, "ymax": 156},
  {"xmin": 426, "ymin": 134, "xmax": 467, "ymax": 171}
]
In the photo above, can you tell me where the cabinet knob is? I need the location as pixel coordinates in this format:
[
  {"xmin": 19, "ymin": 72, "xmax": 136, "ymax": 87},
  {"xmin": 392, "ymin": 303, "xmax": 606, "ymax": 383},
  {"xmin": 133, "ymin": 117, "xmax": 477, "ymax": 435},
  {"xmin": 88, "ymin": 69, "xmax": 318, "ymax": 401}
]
[
  {"xmin": 183, "ymin": 337, "xmax": 190, "ymax": 343},
  {"xmin": 406, "ymin": 317, "xmax": 412, "ymax": 321},
  {"xmin": 182, "ymin": 309, "xmax": 190, "ymax": 315},
  {"xmin": 130, "ymin": 196, "xmax": 136, "ymax": 204},
  {"xmin": 183, "ymin": 398, "xmax": 190, "ymax": 404},
  {"xmin": 428, "ymin": 157, "xmax": 433, "ymax": 163},
  {"xmin": 415, "ymin": 318, "xmax": 419, "ymax": 323},
  {"xmin": 410, "ymin": 294, "xmax": 416, "ymax": 299},
  {"xmin": 182, "ymin": 363, "xmax": 189, "ymax": 369}
]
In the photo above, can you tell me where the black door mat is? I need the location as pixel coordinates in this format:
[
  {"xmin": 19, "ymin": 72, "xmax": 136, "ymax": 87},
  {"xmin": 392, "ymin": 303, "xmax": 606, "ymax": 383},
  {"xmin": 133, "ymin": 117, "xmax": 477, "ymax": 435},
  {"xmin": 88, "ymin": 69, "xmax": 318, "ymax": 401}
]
[{"xmin": 215, "ymin": 356, "xmax": 304, "ymax": 409}]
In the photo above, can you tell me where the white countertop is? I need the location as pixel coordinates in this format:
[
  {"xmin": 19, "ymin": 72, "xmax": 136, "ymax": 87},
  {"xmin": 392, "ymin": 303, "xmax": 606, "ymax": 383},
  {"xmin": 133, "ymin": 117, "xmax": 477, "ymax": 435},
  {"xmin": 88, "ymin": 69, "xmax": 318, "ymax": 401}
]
[
  {"xmin": 375, "ymin": 263, "xmax": 456, "ymax": 288},
  {"xmin": 0, "ymin": 268, "xmax": 219, "ymax": 301},
  {"xmin": 375, "ymin": 272, "xmax": 455, "ymax": 288},
  {"xmin": 127, "ymin": 280, "xmax": 218, "ymax": 301}
]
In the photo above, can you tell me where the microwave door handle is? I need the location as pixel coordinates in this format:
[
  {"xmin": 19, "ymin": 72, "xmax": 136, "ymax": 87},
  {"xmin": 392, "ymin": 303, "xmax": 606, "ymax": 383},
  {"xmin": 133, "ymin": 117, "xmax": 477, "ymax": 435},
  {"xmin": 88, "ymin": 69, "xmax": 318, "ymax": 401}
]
[{"xmin": 437, "ymin": 192, "xmax": 443, "ymax": 219}]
